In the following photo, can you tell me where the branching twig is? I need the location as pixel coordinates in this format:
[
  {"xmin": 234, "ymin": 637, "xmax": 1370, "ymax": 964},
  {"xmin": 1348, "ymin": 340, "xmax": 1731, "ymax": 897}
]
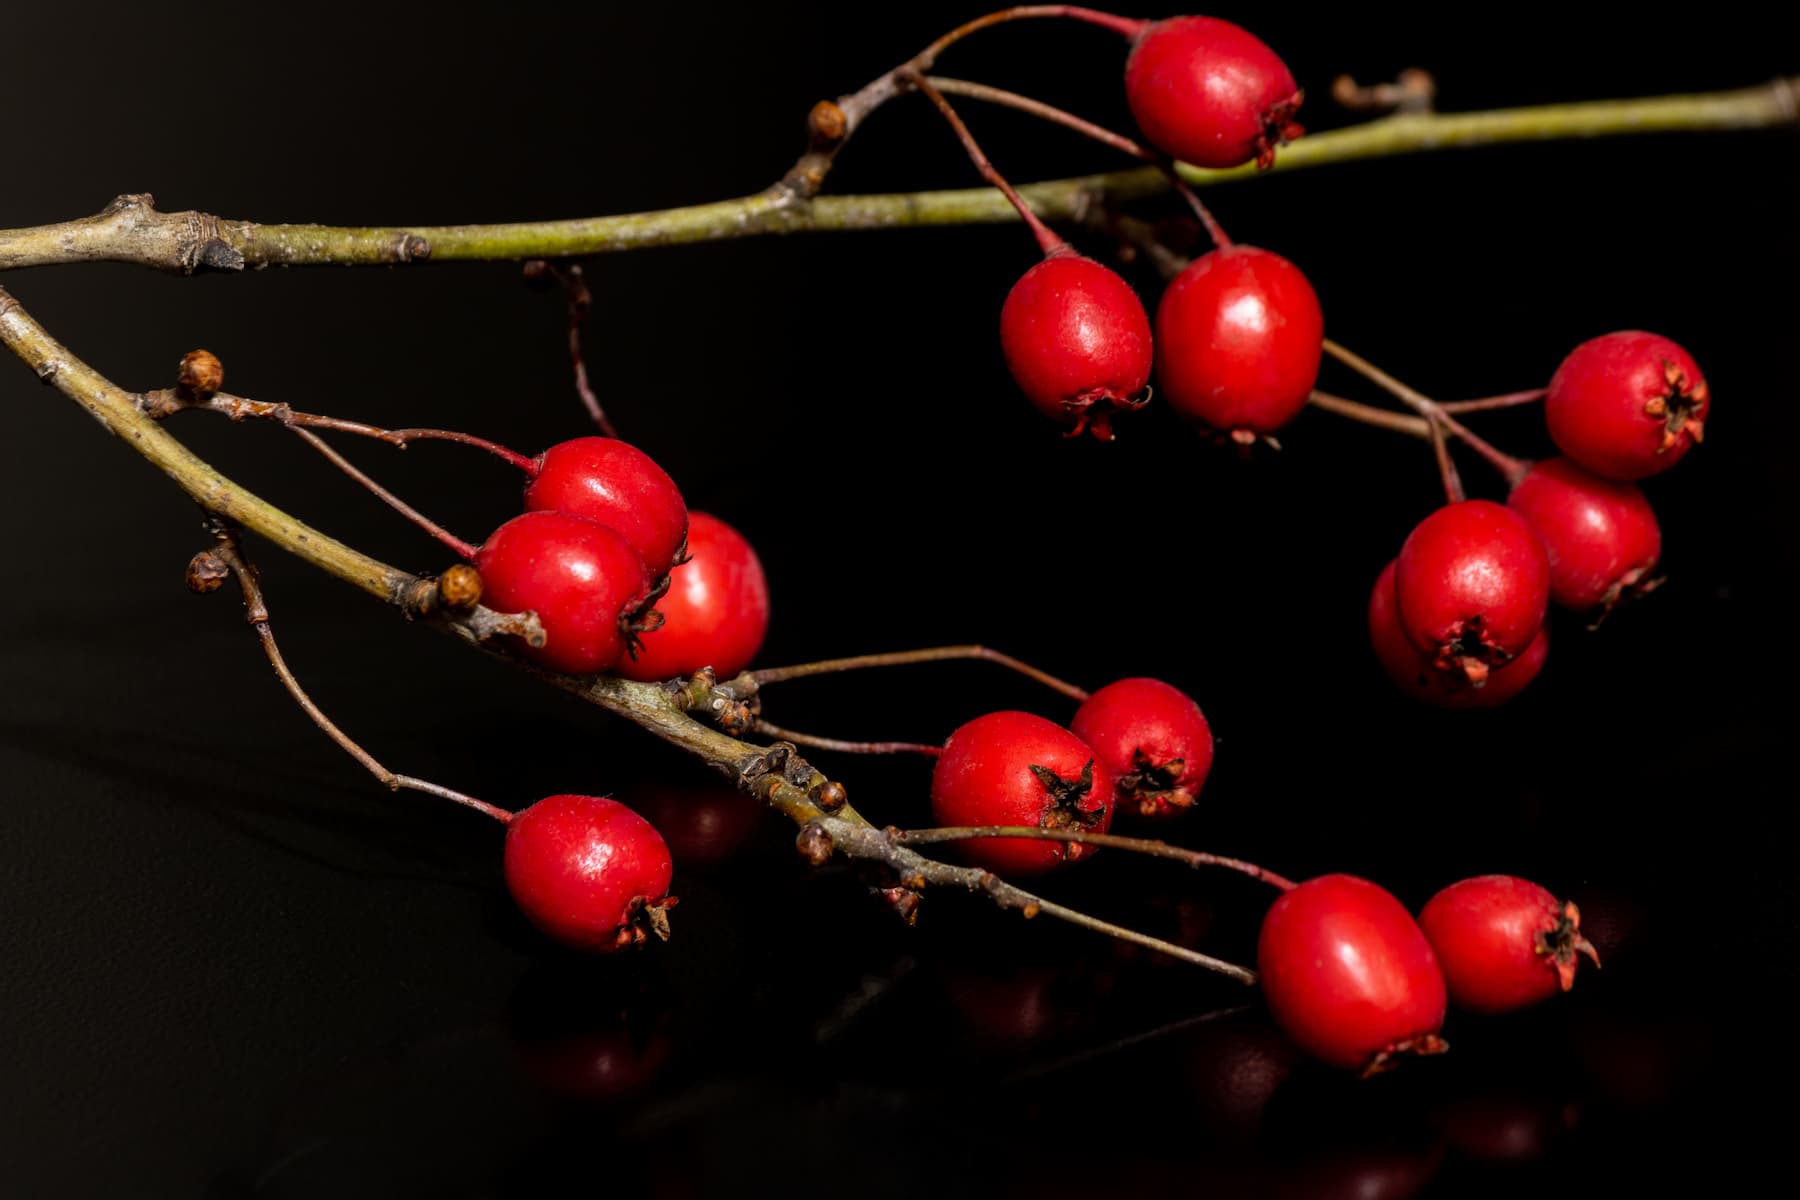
[
  {"xmin": 3, "ymin": 82, "xmax": 1792, "ymax": 272},
  {"xmin": 751, "ymin": 720, "xmax": 943, "ymax": 758},
  {"xmin": 894, "ymin": 826, "xmax": 1297, "ymax": 890},
  {"xmin": 749, "ymin": 645, "xmax": 1091, "ymax": 703}
]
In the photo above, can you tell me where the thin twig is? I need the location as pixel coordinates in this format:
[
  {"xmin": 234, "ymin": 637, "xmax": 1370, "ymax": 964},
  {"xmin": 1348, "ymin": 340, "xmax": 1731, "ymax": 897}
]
[
  {"xmin": 288, "ymin": 426, "xmax": 479, "ymax": 559},
  {"xmin": 894, "ymin": 826, "xmax": 1296, "ymax": 890},
  {"xmin": 1428, "ymin": 413, "xmax": 1466, "ymax": 504},
  {"xmin": 1440, "ymin": 387, "xmax": 1546, "ymax": 415},
  {"xmin": 752, "ymin": 720, "xmax": 942, "ymax": 758},
  {"xmin": 905, "ymin": 71, "xmax": 1066, "ymax": 256},
  {"xmin": 1307, "ymin": 389, "xmax": 1430, "ymax": 438},
  {"xmin": 205, "ymin": 523, "xmax": 513, "ymax": 825},
  {"xmin": 526, "ymin": 260, "xmax": 618, "ymax": 437},
  {"xmin": 749, "ymin": 645, "xmax": 1090, "ymax": 703},
  {"xmin": 924, "ymin": 76, "xmax": 1156, "ymax": 160}
]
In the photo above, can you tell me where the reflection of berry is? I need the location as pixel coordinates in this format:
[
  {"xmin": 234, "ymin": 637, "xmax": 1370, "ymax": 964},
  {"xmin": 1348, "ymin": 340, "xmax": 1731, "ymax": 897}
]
[
  {"xmin": 1000, "ymin": 251, "xmax": 1152, "ymax": 441},
  {"xmin": 475, "ymin": 512, "xmax": 655, "ymax": 674},
  {"xmin": 1257, "ymin": 874, "xmax": 1448, "ymax": 1075},
  {"xmin": 1418, "ymin": 875, "xmax": 1599, "ymax": 1014},
  {"xmin": 504, "ymin": 794, "xmax": 675, "ymax": 952},
  {"xmin": 929, "ymin": 711, "xmax": 1114, "ymax": 875},
  {"xmin": 1393, "ymin": 500, "xmax": 1549, "ymax": 687},
  {"xmin": 1369, "ymin": 561, "xmax": 1548, "ymax": 708},
  {"xmin": 1070, "ymin": 677, "xmax": 1213, "ymax": 819},
  {"xmin": 617, "ymin": 511, "xmax": 770, "ymax": 681},
  {"xmin": 1507, "ymin": 457, "xmax": 1661, "ymax": 615},
  {"xmin": 1155, "ymin": 245, "xmax": 1323, "ymax": 442},
  {"xmin": 523, "ymin": 437, "xmax": 689, "ymax": 576},
  {"xmin": 1125, "ymin": 15, "xmax": 1304, "ymax": 169},
  {"xmin": 1545, "ymin": 331, "xmax": 1708, "ymax": 480}
]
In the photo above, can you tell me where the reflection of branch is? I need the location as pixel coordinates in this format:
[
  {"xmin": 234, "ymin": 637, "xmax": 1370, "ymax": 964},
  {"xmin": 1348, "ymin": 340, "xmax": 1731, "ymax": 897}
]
[
  {"xmin": 0, "ymin": 283, "xmax": 1254, "ymax": 981},
  {"xmin": 3, "ymin": 81, "xmax": 1793, "ymax": 271}
]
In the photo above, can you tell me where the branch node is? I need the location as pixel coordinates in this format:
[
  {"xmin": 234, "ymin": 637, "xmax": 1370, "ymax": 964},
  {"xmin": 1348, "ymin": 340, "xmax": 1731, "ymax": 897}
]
[
  {"xmin": 177, "ymin": 349, "xmax": 224, "ymax": 399},
  {"xmin": 104, "ymin": 192, "xmax": 156, "ymax": 215}
]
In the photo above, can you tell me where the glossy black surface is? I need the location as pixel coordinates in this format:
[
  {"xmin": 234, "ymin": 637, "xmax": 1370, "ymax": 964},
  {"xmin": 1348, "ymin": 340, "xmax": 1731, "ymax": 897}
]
[{"xmin": 3, "ymin": 2, "xmax": 1796, "ymax": 1194}]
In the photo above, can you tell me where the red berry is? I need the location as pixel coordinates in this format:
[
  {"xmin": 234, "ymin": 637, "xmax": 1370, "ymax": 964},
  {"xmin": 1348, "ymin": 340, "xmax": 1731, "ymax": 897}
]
[
  {"xmin": 1155, "ymin": 245, "xmax": 1323, "ymax": 442},
  {"xmin": 1257, "ymin": 874, "xmax": 1449, "ymax": 1075},
  {"xmin": 476, "ymin": 511, "xmax": 656, "ymax": 674},
  {"xmin": 1368, "ymin": 560, "xmax": 1548, "ymax": 708},
  {"xmin": 929, "ymin": 710, "xmax": 1115, "ymax": 876},
  {"xmin": 1393, "ymin": 500, "xmax": 1550, "ymax": 686},
  {"xmin": 999, "ymin": 250, "xmax": 1153, "ymax": 441},
  {"xmin": 616, "ymin": 511, "xmax": 770, "ymax": 682},
  {"xmin": 1418, "ymin": 875, "xmax": 1600, "ymax": 1015},
  {"xmin": 1544, "ymin": 331, "xmax": 1709, "ymax": 481},
  {"xmin": 523, "ymin": 437, "xmax": 689, "ymax": 577},
  {"xmin": 1507, "ymin": 457, "xmax": 1662, "ymax": 615},
  {"xmin": 504, "ymin": 794, "xmax": 676, "ymax": 952},
  {"xmin": 1124, "ymin": 15, "xmax": 1304, "ymax": 170},
  {"xmin": 1069, "ymin": 677, "xmax": 1213, "ymax": 820}
]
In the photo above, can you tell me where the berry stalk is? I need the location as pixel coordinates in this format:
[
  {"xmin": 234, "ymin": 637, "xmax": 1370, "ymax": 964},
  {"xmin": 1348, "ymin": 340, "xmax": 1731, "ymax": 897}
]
[
  {"xmin": 748, "ymin": 644, "xmax": 1091, "ymax": 702},
  {"xmin": 894, "ymin": 825, "xmax": 1296, "ymax": 889}
]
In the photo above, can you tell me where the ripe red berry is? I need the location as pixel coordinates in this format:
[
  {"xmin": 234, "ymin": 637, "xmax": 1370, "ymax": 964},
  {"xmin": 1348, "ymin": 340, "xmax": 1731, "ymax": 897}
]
[
  {"xmin": 1069, "ymin": 677, "xmax": 1213, "ymax": 820},
  {"xmin": 999, "ymin": 250, "xmax": 1153, "ymax": 441},
  {"xmin": 475, "ymin": 511, "xmax": 657, "ymax": 674},
  {"xmin": 1418, "ymin": 875, "xmax": 1600, "ymax": 1015},
  {"xmin": 1393, "ymin": 500, "xmax": 1550, "ymax": 686},
  {"xmin": 504, "ymin": 794, "xmax": 676, "ymax": 952},
  {"xmin": 523, "ymin": 437, "xmax": 689, "ymax": 577},
  {"xmin": 1155, "ymin": 244, "xmax": 1323, "ymax": 442},
  {"xmin": 929, "ymin": 710, "xmax": 1115, "ymax": 876},
  {"xmin": 617, "ymin": 511, "xmax": 771, "ymax": 682},
  {"xmin": 1257, "ymin": 874, "xmax": 1449, "ymax": 1076},
  {"xmin": 1544, "ymin": 331, "xmax": 1709, "ymax": 481},
  {"xmin": 1368, "ymin": 560, "xmax": 1548, "ymax": 708},
  {"xmin": 1124, "ymin": 15, "xmax": 1304, "ymax": 170},
  {"xmin": 1507, "ymin": 457, "xmax": 1662, "ymax": 615}
]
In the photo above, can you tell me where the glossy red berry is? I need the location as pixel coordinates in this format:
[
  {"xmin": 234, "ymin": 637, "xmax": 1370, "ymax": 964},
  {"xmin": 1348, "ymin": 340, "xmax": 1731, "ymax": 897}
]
[
  {"xmin": 617, "ymin": 511, "xmax": 770, "ymax": 682},
  {"xmin": 1070, "ymin": 677, "xmax": 1213, "ymax": 820},
  {"xmin": 1507, "ymin": 457, "xmax": 1662, "ymax": 615},
  {"xmin": 1418, "ymin": 875, "xmax": 1600, "ymax": 1015},
  {"xmin": 1393, "ymin": 500, "xmax": 1550, "ymax": 686},
  {"xmin": 1369, "ymin": 560, "xmax": 1548, "ymax": 708},
  {"xmin": 1544, "ymin": 331, "xmax": 1708, "ymax": 481},
  {"xmin": 1124, "ymin": 15, "xmax": 1304, "ymax": 170},
  {"xmin": 999, "ymin": 250, "xmax": 1153, "ymax": 441},
  {"xmin": 523, "ymin": 437, "xmax": 689, "ymax": 577},
  {"xmin": 929, "ymin": 710, "xmax": 1115, "ymax": 876},
  {"xmin": 1155, "ymin": 245, "xmax": 1323, "ymax": 442},
  {"xmin": 476, "ymin": 511, "xmax": 656, "ymax": 674},
  {"xmin": 1257, "ymin": 874, "xmax": 1448, "ymax": 1075},
  {"xmin": 504, "ymin": 794, "xmax": 676, "ymax": 952}
]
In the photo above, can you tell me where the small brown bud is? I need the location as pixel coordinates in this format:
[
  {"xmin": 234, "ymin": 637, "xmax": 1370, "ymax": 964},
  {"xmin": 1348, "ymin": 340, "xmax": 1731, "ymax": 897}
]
[
  {"xmin": 178, "ymin": 349, "xmax": 224, "ymax": 399},
  {"xmin": 795, "ymin": 822, "xmax": 834, "ymax": 867},
  {"xmin": 808, "ymin": 99, "xmax": 848, "ymax": 147},
  {"xmin": 812, "ymin": 780, "xmax": 848, "ymax": 812},
  {"xmin": 521, "ymin": 259, "xmax": 554, "ymax": 286},
  {"xmin": 186, "ymin": 549, "xmax": 230, "ymax": 594},
  {"xmin": 718, "ymin": 701, "xmax": 754, "ymax": 736},
  {"xmin": 879, "ymin": 886, "xmax": 922, "ymax": 926},
  {"xmin": 437, "ymin": 563, "xmax": 483, "ymax": 610}
]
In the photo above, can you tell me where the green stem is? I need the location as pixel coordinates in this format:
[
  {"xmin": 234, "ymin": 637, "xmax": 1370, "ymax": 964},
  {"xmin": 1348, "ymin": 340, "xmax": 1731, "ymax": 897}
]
[{"xmin": 2, "ymin": 81, "xmax": 1791, "ymax": 272}]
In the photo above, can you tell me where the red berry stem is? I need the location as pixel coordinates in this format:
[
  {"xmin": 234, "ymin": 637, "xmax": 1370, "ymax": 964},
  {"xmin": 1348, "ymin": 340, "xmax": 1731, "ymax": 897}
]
[
  {"xmin": 904, "ymin": 70, "xmax": 1067, "ymax": 257},
  {"xmin": 200, "ymin": 520, "xmax": 514, "ymax": 825},
  {"xmin": 895, "ymin": 825, "xmax": 1296, "ymax": 889},
  {"xmin": 1163, "ymin": 171, "xmax": 1233, "ymax": 249},
  {"xmin": 141, "ymin": 382, "xmax": 542, "ymax": 474},
  {"xmin": 751, "ymin": 719, "xmax": 944, "ymax": 758},
  {"xmin": 1428, "ymin": 412, "xmax": 1467, "ymax": 504},
  {"xmin": 289, "ymin": 425, "xmax": 479, "ymax": 559},
  {"xmin": 1307, "ymin": 388, "xmax": 1431, "ymax": 438},
  {"xmin": 1441, "ymin": 387, "xmax": 1547, "ymax": 415},
  {"xmin": 914, "ymin": 6, "xmax": 1146, "ymax": 66},
  {"xmin": 924, "ymin": 76, "xmax": 1157, "ymax": 162},
  {"xmin": 748, "ymin": 644, "xmax": 1091, "ymax": 703},
  {"xmin": 1322, "ymin": 338, "xmax": 1531, "ymax": 485},
  {"xmin": 522, "ymin": 258, "xmax": 620, "ymax": 438}
]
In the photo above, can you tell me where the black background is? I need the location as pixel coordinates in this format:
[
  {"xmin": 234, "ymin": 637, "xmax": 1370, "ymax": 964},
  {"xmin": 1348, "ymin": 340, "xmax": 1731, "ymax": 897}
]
[{"xmin": 3, "ymin": 2, "xmax": 1796, "ymax": 1195}]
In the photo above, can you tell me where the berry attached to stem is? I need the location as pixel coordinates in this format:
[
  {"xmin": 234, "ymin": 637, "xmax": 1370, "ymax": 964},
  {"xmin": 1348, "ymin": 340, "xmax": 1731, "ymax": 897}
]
[
  {"xmin": 1545, "ymin": 331, "xmax": 1709, "ymax": 480},
  {"xmin": 504, "ymin": 794, "xmax": 676, "ymax": 952},
  {"xmin": 617, "ymin": 511, "xmax": 770, "ymax": 681},
  {"xmin": 1369, "ymin": 560, "xmax": 1548, "ymax": 708},
  {"xmin": 1124, "ymin": 15, "xmax": 1305, "ymax": 169},
  {"xmin": 929, "ymin": 710, "xmax": 1115, "ymax": 875},
  {"xmin": 1069, "ymin": 677, "xmax": 1213, "ymax": 819},
  {"xmin": 1393, "ymin": 500, "xmax": 1550, "ymax": 686},
  {"xmin": 1257, "ymin": 874, "xmax": 1449, "ymax": 1076},
  {"xmin": 1000, "ymin": 248, "xmax": 1153, "ymax": 440},
  {"xmin": 1506, "ymin": 457, "xmax": 1662, "ymax": 618}
]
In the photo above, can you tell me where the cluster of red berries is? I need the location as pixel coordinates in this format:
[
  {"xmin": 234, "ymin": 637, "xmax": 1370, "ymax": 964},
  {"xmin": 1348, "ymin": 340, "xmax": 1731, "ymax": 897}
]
[
  {"xmin": 454, "ymin": 436, "xmax": 772, "ymax": 950},
  {"xmin": 1371, "ymin": 331, "xmax": 1707, "ymax": 707},
  {"xmin": 1000, "ymin": 15, "xmax": 1324, "ymax": 443},
  {"xmin": 929, "ymin": 676, "xmax": 1216, "ymax": 872},
  {"xmin": 1261, "ymin": 873, "xmax": 1599, "ymax": 1075},
  {"xmin": 467, "ymin": 436, "xmax": 769, "ymax": 682}
]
